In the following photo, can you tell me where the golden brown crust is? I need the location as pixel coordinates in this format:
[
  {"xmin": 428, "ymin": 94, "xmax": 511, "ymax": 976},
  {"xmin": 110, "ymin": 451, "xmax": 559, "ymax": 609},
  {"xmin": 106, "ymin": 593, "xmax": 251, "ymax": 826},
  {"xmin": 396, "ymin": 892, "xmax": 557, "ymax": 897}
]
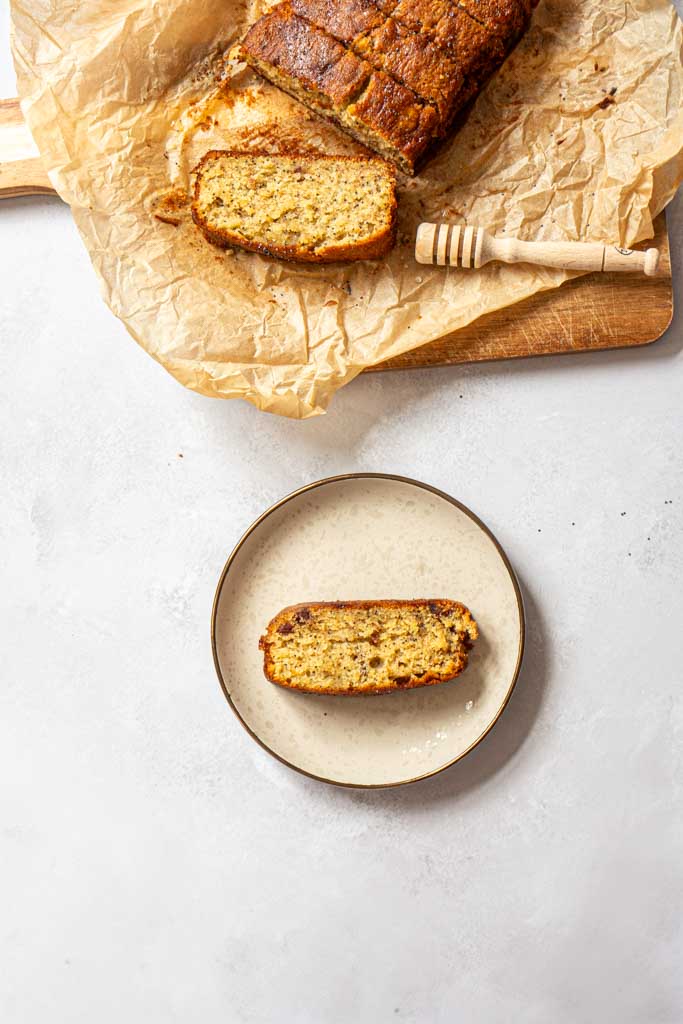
[
  {"xmin": 240, "ymin": 5, "xmax": 370, "ymax": 108},
  {"xmin": 290, "ymin": 0, "xmax": 384, "ymax": 44},
  {"xmin": 456, "ymin": 0, "xmax": 528, "ymax": 40},
  {"xmin": 259, "ymin": 599, "xmax": 479, "ymax": 696},
  {"xmin": 345, "ymin": 72, "xmax": 440, "ymax": 173},
  {"xmin": 238, "ymin": 0, "xmax": 534, "ymax": 173},
  {"xmin": 389, "ymin": 0, "xmax": 507, "ymax": 76},
  {"xmin": 371, "ymin": 0, "xmax": 398, "ymax": 14},
  {"xmin": 289, "ymin": 3, "xmax": 472, "ymax": 132},
  {"xmin": 191, "ymin": 150, "xmax": 397, "ymax": 263},
  {"xmin": 380, "ymin": 0, "xmax": 447, "ymax": 34},
  {"xmin": 239, "ymin": 2, "xmax": 441, "ymax": 173},
  {"xmin": 353, "ymin": 18, "xmax": 465, "ymax": 129}
]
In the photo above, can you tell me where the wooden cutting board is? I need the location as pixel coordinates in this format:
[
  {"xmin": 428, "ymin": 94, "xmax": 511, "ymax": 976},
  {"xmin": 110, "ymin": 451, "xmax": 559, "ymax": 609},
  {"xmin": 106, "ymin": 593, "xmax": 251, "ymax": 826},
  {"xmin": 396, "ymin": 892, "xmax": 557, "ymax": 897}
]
[{"xmin": 1, "ymin": 96, "xmax": 673, "ymax": 369}]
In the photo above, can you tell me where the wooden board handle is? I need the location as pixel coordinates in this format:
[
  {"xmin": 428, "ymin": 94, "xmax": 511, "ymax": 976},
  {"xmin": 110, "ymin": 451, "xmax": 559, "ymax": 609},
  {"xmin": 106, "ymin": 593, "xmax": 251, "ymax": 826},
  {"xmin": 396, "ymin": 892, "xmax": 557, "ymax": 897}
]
[
  {"xmin": 0, "ymin": 98, "xmax": 56, "ymax": 199},
  {"xmin": 416, "ymin": 223, "xmax": 661, "ymax": 276}
]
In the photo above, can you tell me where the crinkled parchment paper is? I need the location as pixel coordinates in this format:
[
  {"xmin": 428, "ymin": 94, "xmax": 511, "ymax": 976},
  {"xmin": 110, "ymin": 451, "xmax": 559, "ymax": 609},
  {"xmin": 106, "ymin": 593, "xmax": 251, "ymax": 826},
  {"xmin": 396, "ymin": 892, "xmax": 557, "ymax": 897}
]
[{"xmin": 10, "ymin": 0, "xmax": 683, "ymax": 417}]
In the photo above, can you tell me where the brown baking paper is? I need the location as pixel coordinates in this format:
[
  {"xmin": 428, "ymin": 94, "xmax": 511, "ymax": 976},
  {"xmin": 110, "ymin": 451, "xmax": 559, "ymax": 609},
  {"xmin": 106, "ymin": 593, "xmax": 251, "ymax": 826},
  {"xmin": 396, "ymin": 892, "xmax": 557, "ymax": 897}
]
[{"xmin": 10, "ymin": 0, "xmax": 683, "ymax": 417}]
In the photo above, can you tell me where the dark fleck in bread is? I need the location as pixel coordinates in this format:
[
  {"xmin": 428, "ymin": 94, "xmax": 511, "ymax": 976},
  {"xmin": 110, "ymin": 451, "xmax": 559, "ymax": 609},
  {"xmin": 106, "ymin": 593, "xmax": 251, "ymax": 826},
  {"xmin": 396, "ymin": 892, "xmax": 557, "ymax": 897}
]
[
  {"xmin": 259, "ymin": 599, "xmax": 479, "ymax": 695},
  {"xmin": 192, "ymin": 151, "xmax": 397, "ymax": 262}
]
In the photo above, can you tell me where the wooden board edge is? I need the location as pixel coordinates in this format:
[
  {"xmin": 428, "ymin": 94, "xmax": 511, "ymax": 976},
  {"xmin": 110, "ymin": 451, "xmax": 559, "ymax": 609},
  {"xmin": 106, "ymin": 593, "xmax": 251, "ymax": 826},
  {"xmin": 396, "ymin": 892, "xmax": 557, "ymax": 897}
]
[{"xmin": 366, "ymin": 304, "xmax": 675, "ymax": 374}]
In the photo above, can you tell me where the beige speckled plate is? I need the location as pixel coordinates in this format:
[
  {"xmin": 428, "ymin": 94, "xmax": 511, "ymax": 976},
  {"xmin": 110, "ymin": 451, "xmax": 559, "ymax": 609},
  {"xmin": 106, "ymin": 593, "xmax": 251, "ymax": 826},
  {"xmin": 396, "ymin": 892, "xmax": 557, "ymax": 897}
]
[{"xmin": 212, "ymin": 474, "xmax": 524, "ymax": 788}]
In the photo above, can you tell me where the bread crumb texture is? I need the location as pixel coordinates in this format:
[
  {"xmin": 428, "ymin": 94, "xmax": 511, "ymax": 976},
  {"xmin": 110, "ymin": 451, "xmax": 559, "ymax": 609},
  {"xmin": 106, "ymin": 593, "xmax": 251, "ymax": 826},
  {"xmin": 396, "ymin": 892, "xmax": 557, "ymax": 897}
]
[
  {"xmin": 259, "ymin": 599, "xmax": 479, "ymax": 695},
  {"xmin": 192, "ymin": 151, "xmax": 397, "ymax": 261}
]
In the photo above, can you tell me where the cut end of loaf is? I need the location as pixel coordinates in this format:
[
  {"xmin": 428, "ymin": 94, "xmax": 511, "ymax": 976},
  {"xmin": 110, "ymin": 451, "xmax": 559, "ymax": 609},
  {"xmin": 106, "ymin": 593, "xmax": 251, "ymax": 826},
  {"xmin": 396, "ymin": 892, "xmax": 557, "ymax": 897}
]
[
  {"xmin": 259, "ymin": 599, "xmax": 479, "ymax": 695},
  {"xmin": 192, "ymin": 151, "xmax": 397, "ymax": 262}
]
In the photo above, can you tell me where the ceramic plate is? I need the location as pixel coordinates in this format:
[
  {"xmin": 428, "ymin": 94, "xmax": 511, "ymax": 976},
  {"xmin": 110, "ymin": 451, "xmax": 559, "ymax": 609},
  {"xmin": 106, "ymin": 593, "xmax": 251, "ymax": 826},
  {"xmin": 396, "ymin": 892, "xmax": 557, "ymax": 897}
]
[{"xmin": 212, "ymin": 474, "xmax": 524, "ymax": 788}]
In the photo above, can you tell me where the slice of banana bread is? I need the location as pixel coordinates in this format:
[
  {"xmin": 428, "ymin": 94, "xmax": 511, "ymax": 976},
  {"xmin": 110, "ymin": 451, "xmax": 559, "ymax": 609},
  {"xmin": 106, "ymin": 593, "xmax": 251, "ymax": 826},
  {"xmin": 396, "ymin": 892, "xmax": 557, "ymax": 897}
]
[
  {"xmin": 340, "ymin": 72, "xmax": 440, "ymax": 174},
  {"xmin": 259, "ymin": 599, "xmax": 479, "ymax": 695},
  {"xmin": 192, "ymin": 151, "xmax": 397, "ymax": 262}
]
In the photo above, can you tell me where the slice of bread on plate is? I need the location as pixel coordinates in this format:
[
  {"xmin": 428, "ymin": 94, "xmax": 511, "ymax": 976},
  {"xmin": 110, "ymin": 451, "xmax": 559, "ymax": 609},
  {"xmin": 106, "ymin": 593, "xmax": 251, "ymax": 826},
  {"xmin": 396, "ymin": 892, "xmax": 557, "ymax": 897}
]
[{"xmin": 259, "ymin": 599, "xmax": 479, "ymax": 695}]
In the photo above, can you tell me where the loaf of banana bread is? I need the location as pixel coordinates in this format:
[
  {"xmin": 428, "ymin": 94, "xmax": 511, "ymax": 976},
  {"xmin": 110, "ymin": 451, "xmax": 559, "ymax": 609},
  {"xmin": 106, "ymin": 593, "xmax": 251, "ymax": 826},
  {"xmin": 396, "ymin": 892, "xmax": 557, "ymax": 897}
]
[{"xmin": 239, "ymin": 0, "xmax": 538, "ymax": 173}]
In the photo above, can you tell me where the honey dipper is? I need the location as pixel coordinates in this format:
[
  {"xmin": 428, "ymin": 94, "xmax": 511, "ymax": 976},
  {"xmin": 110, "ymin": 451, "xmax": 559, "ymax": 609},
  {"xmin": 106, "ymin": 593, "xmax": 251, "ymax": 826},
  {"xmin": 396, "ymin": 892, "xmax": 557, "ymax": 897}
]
[{"xmin": 415, "ymin": 223, "xmax": 661, "ymax": 276}]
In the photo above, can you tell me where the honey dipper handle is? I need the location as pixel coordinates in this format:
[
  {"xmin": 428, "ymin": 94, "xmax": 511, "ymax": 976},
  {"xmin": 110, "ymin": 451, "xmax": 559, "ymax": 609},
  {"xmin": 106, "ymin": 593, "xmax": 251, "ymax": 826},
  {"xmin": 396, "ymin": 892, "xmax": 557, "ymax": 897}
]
[
  {"xmin": 415, "ymin": 222, "xmax": 661, "ymax": 276},
  {"xmin": 486, "ymin": 237, "xmax": 660, "ymax": 276}
]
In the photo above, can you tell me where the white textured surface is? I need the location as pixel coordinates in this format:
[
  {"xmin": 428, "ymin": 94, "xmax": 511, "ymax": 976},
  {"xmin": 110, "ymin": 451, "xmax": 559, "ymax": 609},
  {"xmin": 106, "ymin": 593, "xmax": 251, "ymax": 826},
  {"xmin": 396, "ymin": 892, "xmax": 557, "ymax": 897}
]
[{"xmin": 1, "ymin": 13, "xmax": 683, "ymax": 1021}]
